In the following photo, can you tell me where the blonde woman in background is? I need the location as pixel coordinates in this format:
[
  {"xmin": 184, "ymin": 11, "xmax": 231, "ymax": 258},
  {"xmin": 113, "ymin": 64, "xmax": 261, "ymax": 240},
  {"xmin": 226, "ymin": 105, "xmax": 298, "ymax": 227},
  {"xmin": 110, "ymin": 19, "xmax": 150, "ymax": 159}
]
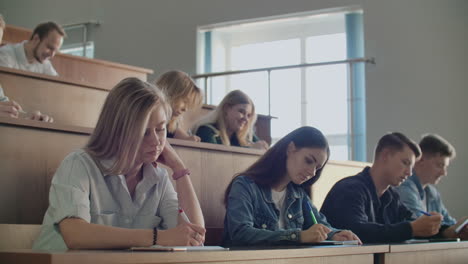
[
  {"xmin": 33, "ymin": 78, "xmax": 205, "ymax": 250},
  {"xmin": 156, "ymin": 70, "xmax": 203, "ymax": 141},
  {"xmin": 193, "ymin": 90, "xmax": 268, "ymax": 150}
]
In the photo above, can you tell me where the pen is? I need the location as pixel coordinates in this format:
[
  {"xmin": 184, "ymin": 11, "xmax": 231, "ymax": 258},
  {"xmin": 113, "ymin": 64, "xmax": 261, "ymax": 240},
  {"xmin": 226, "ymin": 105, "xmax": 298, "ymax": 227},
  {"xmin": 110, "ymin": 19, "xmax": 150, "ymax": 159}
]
[
  {"xmin": 178, "ymin": 207, "xmax": 191, "ymax": 223},
  {"xmin": 18, "ymin": 109, "xmax": 28, "ymax": 116},
  {"xmin": 419, "ymin": 210, "xmax": 432, "ymax": 216},
  {"xmin": 305, "ymin": 200, "xmax": 318, "ymax": 225}
]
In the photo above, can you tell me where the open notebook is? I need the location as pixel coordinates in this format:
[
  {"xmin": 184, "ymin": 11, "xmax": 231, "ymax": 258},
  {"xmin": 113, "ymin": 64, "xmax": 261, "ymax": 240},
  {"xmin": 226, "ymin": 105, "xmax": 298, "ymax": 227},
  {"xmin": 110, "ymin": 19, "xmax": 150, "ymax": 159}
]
[
  {"xmin": 130, "ymin": 245, "xmax": 229, "ymax": 251},
  {"xmin": 306, "ymin": 240, "xmax": 360, "ymax": 246},
  {"xmin": 403, "ymin": 238, "xmax": 460, "ymax": 244}
]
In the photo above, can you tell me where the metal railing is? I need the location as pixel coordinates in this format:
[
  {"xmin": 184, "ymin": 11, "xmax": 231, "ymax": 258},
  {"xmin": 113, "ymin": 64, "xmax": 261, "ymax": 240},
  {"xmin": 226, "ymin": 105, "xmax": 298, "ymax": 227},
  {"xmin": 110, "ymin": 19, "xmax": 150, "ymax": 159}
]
[
  {"xmin": 192, "ymin": 57, "xmax": 375, "ymax": 115},
  {"xmin": 192, "ymin": 57, "xmax": 375, "ymax": 160},
  {"xmin": 62, "ymin": 21, "xmax": 100, "ymax": 57}
]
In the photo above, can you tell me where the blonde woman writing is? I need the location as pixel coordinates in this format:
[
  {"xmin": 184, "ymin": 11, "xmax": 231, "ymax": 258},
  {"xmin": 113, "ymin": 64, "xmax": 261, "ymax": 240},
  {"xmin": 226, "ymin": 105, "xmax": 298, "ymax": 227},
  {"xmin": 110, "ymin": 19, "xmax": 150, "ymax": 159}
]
[{"xmin": 33, "ymin": 78, "xmax": 205, "ymax": 250}]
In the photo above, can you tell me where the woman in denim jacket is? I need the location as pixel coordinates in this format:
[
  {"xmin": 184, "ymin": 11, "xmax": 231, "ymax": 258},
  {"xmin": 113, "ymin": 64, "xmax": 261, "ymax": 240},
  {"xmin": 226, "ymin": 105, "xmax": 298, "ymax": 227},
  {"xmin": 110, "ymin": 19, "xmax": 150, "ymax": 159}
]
[{"xmin": 222, "ymin": 126, "xmax": 361, "ymax": 246}]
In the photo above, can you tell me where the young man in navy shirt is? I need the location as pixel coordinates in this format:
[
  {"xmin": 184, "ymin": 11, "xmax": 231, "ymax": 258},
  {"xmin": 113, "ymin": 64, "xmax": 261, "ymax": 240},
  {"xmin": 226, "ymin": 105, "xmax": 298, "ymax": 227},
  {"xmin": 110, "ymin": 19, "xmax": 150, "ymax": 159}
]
[{"xmin": 321, "ymin": 132, "xmax": 444, "ymax": 243}]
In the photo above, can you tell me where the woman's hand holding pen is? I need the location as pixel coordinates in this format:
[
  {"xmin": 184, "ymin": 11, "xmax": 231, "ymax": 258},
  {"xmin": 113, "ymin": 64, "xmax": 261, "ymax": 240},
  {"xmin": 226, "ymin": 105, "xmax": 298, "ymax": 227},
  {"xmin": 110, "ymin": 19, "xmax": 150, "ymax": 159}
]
[
  {"xmin": 300, "ymin": 224, "xmax": 330, "ymax": 243},
  {"xmin": 157, "ymin": 222, "xmax": 205, "ymax": 246}
]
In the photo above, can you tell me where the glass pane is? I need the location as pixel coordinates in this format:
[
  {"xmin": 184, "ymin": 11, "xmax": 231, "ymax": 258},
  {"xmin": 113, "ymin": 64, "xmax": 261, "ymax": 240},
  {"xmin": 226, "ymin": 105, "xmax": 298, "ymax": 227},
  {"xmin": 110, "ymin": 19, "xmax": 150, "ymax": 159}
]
[
  {"xmin": 270, "ymin": 69, "xmax": 301, "ymax": 142},
  {"xmin": 306, "ymin": 64, "xmax": 348, "ymax": 136},
  {"xmin": 230, "ymin": 72, "xmax": 269, "ymax": 115},
  {"xmin": 231, "ymin": 39, "xmax": 300, "ymax": 69},
  {"xmin": 206, "ymin": 72, "xmax": 269, "ymax": 116},
  {"xmin": 329, "ymin": 145, "xmax": 349, "ymax": 161},
  {"xmin": 306, "ymin": 33, "xmax": 346, "ymax": 63},
  {"xmin": 205, "ymin": 76, "xmax": 227, "ymax": 105}
]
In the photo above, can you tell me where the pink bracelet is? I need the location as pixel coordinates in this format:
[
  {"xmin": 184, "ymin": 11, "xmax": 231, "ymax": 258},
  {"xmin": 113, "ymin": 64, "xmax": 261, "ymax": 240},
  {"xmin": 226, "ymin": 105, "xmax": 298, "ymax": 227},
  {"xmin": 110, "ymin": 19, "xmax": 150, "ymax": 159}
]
[{"xmin": 172, "ymin": 169, "xmax": 190, "ymax": 180}]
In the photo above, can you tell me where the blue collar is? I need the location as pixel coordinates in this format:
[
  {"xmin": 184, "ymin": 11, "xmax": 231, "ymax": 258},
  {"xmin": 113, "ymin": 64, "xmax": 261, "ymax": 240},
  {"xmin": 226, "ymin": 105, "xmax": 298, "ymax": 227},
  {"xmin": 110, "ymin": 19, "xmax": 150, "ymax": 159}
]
[{"xmin": 408, "ymin": 173, "xmax": 425, "ymax": 200}]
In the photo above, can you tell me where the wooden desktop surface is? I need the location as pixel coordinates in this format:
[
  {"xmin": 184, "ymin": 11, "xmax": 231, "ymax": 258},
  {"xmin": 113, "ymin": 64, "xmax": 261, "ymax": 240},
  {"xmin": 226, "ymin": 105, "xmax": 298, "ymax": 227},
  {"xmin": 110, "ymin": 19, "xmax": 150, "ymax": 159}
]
[
  {"xmin": 0, "ymin": 245, "xmax": 388, "ymax": 264},
  {"xmin": 378, "ymin": 241, "xmax": 468, "ymax": 264}
]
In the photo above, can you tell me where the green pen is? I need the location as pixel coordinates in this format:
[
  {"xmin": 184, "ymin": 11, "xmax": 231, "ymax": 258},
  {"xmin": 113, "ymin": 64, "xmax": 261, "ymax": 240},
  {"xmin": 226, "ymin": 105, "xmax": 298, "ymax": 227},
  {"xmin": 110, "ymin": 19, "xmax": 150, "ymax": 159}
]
[{"xmin": 306, "ymin": 200, "xmax": 318, "ymax": 225}]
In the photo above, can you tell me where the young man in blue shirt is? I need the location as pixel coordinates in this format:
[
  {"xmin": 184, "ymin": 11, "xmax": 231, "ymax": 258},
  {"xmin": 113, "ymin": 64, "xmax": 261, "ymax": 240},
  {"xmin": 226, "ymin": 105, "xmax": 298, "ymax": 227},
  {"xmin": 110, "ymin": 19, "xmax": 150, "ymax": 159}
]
[
  {"xmin": 396, "ymin": 134, "xmax": 467, "ymax": 240},
  {"xmin": 320, "ymin": 132, "xmax": 444, "ymax": 243}
]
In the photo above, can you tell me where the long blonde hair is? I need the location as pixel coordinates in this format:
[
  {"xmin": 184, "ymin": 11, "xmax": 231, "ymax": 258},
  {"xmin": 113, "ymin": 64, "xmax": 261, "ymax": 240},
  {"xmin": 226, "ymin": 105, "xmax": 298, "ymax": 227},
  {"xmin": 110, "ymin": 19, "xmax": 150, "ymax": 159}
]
[
  {"xmin": 86, "ymin": 77, "xmax": 171, "ymax": 175},
  {"xmin": 193, "ymin": 90, "xmax": 257, "ymax": 147},
  {"xmin": 156, "ymin": 70, "xmax": 203, "ymax": 133}
]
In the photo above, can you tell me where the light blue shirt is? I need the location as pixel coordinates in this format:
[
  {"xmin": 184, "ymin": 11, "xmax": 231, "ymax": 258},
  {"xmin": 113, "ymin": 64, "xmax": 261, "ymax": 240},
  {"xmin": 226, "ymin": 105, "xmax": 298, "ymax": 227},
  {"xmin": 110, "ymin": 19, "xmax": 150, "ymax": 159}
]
[
  {"xmin": 33, "ymin": 149, "xmax": 179, "ymax": 250},
  {"xmin": 0, "ymin": 41, "xmax": 58, "ymax": 76},
  {"xmin": 0, "ymin": 84, "xmax": 8, "ymax": 102},
  {"xmin": 396, "ymin": 174, "xmax": 456, "ymax": 226}
]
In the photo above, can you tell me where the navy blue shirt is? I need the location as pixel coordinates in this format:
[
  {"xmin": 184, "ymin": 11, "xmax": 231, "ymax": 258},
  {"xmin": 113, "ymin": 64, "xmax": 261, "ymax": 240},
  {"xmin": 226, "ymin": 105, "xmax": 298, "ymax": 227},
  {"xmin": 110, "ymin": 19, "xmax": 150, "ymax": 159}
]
[{"xmin": 320, "ymin": 167, "xmax": 416, "ymax": 243}]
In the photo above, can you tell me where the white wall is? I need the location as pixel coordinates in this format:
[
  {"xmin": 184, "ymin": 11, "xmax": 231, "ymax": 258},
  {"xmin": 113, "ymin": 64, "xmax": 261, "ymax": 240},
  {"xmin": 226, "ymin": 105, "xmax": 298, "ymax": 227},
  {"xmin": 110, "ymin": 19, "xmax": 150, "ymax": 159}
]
[{"xmin": 1, "ymin": 0, "xmax": 467, "ymax": 219}]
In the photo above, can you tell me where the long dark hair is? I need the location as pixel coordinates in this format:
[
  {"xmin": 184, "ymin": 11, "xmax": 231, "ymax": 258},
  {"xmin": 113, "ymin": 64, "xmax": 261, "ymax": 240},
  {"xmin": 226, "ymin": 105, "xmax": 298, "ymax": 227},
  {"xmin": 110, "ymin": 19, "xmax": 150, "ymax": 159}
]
[{"xmin": 224, "ymin": 126, "xmax": 330, "ymax": 206}]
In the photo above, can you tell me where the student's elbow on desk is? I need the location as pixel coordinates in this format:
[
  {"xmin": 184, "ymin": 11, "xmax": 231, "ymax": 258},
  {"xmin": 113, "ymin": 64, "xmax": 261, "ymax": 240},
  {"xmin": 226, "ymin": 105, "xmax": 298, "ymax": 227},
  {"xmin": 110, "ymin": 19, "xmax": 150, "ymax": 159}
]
[{"xmin": 59, "ymin": 218, "xmax": 87, "ymax": 249}]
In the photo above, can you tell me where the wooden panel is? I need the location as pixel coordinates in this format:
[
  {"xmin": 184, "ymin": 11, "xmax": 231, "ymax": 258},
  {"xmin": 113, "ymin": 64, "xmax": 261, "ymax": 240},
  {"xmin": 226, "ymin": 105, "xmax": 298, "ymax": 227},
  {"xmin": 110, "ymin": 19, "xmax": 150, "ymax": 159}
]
[
  {"xmin": 50, "ymin": 55, "xmax": 150, "ymax": 89},
  {"xmin": 0, "ymin": 67, "xmax": 108, "ymax": 127},
  {"xmin": 381, "ymin": 242, "xmax": 468, "ymax": 264},
  {"xmin": 0, "ymin": 245, "xmax": 388, "ymax": 264},
  {"xmin": 2, "ymin": 25, "xmax": 30, "ymax": 44},
  {"xmin": 0, "ymin": 224, "xmax": 42, "ymax": 250},
  {"xmin": 2, "ymin": 25, "xmax": 153, "ymax": 89},
  {"xmin": 168, "ymin": 141, "xmax": 262, "ymax": 229},
  {"xmin": 0, "ymin": 118, "xmax": 367, "ymax": 246},
  {"xmin": 1, "ymin": 67, "xmax": 272, "ymax": 143},
  {"xmin": 0, "ymin": 120, "xmax": 89, "ymax": 224},
  {"xmin": 312, "ymin": 160, "xmax": 370, "ymax": 210},
  {"xmin": 0, "ymin": 119, "xmax": 262, "ymax": 227}
]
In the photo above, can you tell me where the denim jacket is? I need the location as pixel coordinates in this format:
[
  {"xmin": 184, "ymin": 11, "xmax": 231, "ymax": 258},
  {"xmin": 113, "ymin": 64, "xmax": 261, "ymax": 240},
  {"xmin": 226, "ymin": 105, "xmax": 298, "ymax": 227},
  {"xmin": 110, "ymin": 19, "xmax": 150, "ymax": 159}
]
[
  {"xmin": 222, "ymin": 175, "xmax": 339, "ymax": 246},
  {"xmin": 396, "ymin": 174, "xmax": 456, "ymax": 226}
]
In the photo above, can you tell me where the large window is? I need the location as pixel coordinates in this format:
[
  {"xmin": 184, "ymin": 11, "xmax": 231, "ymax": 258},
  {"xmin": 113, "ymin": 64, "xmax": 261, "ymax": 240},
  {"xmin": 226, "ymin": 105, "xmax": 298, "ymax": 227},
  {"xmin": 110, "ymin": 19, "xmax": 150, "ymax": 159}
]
[{"xmin": 197, "ymin": 10, "xmax": 365, "ymax": 161}]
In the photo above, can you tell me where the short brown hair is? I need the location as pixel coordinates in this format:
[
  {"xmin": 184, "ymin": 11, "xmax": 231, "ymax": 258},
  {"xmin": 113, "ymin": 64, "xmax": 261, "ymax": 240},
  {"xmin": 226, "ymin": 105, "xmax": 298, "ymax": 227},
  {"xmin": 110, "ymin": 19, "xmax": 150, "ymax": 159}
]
[
  {"xmin": 419, "ymin": 134, "xmax": 456, "ymax": 159},
  {"xmin": 375, "ymin": 132, "xmax": 421, "ymax": 159},
  {"xmin": 30, "ymin": 21, "xmax": 66, "ymax": 40}
]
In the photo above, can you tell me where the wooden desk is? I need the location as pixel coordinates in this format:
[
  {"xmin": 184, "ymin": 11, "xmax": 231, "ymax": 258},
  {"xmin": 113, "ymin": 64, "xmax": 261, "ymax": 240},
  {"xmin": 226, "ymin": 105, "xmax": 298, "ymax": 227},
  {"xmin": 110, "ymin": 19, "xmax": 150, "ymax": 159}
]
[
  {"xmin": 182, "ymin": 104, "xmax": 275, "ymax": 145},
  {"xmin": 0, "ymin": 245, "xmax": 389, "ymax": 264},
  {"xmin": 0, "ymin": 118, "xmax": 263, "ymax": 229},
  {"xmin": 1, "ymin": 66, "xmax": 272, "ymax": 141},
  {"xmin": 0, "ymin": 66, "xmax": 109, "ymax": 127},
  {"xmin": 378, "ymin": 241, "xmax": 468, "ymax": 264},
  {"xmin": 0, "ymin": 118, "xmax": 92, "ymax": 224},
  {"xmin": 0, "ymin": 118, "xmax": 368, "ymax": 244}
]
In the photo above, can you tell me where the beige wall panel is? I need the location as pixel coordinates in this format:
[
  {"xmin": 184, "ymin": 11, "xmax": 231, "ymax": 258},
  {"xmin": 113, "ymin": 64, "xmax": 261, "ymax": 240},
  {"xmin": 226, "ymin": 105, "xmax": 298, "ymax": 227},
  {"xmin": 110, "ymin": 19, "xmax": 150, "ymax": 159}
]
[
  {"xmin": 0, "ymin": 70, "xmax": 107, "ymax": 128},
  {"xmin": 312, "ymin": 161, "xmax": 369, "ymax": 210}
]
